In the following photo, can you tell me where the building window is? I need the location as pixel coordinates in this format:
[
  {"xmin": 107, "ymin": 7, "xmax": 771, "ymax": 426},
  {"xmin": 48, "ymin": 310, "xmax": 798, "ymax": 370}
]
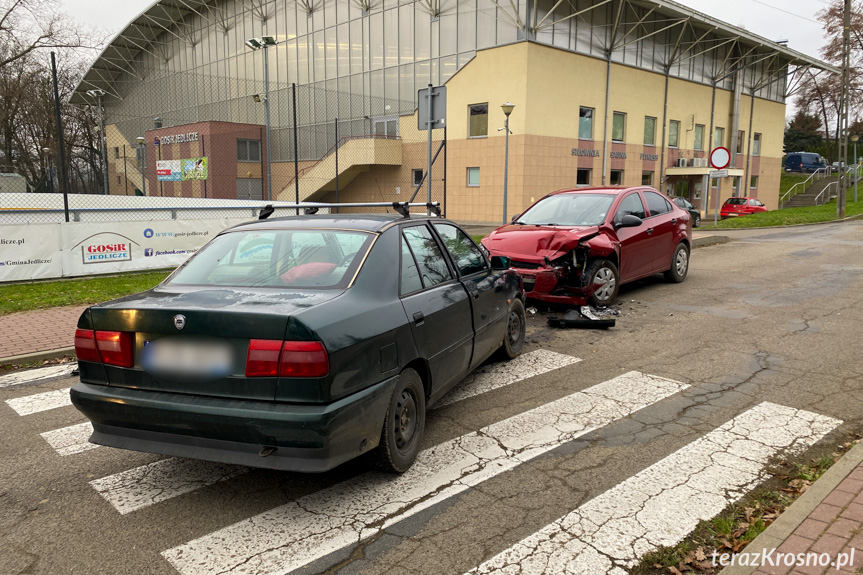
[
  {"xmin": 668, "ymin": 120, "xmax": 680, "ymax": 148},
  {"xmin": 237, "ymin": 139, "xmax": 261, "ymax": 162},
  {"xmin": 642, "ymin": 172, "xmax": 653, "ymax": 186},
  {"xmin": 610, "ymin": 170, "xmax": 624, "ymax": 185},
  {"xmin": 412, "ymin": 169, "xmax": 423, "ymax": 186},
  {"xmin": 737, "ymin": 131, "xmax": 745, "ymax": 154},
  {"xmin": 750, "ymin": 176, "xmax": 758, "ymax": 189},
  {"xmin": 694, "ymin": 124, "xmax": 704, "ymax": 150},
  {"xmin": 468, "ymin": 104, "xmax": 488, "ymax": 138},
  {"xmin": 114, "ymin": 146, "xmax": 120, "ymax": 159},
  {"xmin": 753, "ymin": 133, "xmax": 761, "ymax": 156},
  {"xmin": 576, "ymin": 168, "xmax": 591, "ymax": 186},
  {"xmin": 117, "ymin": 175, "xmax": 121, "ymax": 184},
  {"xmin": 612, "ymin": 112, "xmax": 626, "ymax": 142},
  {"xmin": 732, "ymin": 175, "xmax": 741, "ymax": 195},
  {"xmin": 579, "ymin": 107, "xmax": 594, "ymax": 140},
  {"xmin": 644, "ymin": 117, "xmax": 656, "ymax": 146},
  {"xmin": 714, "ymin": 127, "xmax": 725, "ymax": 148},
  {"xmin": 711, "ymin": 178, "xmax": 719, "ymax": 188},
  {"xmin": 467, "ymin": 167, "xmax": 480, "ymax": 187}
]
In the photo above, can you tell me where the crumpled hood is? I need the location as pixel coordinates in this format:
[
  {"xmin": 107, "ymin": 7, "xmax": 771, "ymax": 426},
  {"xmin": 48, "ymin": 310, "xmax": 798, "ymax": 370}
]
[{"xmin": 482, "ymin": 224, "xmax": 600, "ymax": 261}]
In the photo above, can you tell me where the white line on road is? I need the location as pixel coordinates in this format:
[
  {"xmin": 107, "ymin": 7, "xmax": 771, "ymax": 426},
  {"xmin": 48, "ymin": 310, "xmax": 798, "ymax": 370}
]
[
  {"xmin": 90, "ymin": 458, "xmax": 248, "ymax": 515},
  {"xmin": 434, "ymin": 349, "xmax": 581, "ymax": 409},
  {"xmin": 5, "ymin": 388, "xmax": 72, "ymax": 416},
  {"xmin": 40, "ymin": 422, "xmax": 97, "ymax": 456},
  {"xmin": 467, "ymin": 402, "xmax": 842, "ymax": 575},
  {"xmin": 0, "ymin": 364, "xmax": 76, "ymax": 389},
  {"xmin": 162, "ymin": 371, "xmax": 688, "ymax": 575}
]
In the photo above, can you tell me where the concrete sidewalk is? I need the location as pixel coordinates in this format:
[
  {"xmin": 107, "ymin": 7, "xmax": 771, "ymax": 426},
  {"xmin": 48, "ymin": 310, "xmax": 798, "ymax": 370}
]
[{"xmin": 0, "ymin": 304, "xmax": 84, "ymax": 364}]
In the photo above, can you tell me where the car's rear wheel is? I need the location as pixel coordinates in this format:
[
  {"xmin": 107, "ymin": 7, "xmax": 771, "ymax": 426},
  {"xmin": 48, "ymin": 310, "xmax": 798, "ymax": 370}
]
[
  {"xmin": 664, "ymin": 243, "xmax": 689, "ymax": 283},
  {"xmin": 585, "ymin": 259, "xmax": 619, "ymax": 306},
  {"xmin": 374, "ymin": 368, "xmax": 426, "ymax": 473},
  {"xmin": 693, "ymin": 214, "xmax": 701, "ymax": 228},
  {"xmin": 497, "ymin": 298, "xmax": 526, "ymax": 360}
]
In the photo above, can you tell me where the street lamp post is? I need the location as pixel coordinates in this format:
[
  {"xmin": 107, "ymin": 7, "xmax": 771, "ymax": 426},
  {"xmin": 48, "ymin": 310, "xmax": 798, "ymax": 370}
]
[
  {"xmin": 246, "ymin": 36, "xmax": 279, "ymax": 202},
  {"xmin": 136, "ymin": 136, "xmax": 147, "ymax": 196},
  {"xmin": 852, "ymin": 135, "xmax": 859, "ymax": 203},
  {"xmin": 501, "ymin": 102, "xmax": 515, "ymax": 225},
  {"xmin": 87, "ymin": 89, "xmax": 109, "ymax": 195}
]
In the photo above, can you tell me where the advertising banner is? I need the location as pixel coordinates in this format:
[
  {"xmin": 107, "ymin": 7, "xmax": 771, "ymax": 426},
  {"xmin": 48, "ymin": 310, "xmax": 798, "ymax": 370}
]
[
  {"xmin": 156, "ymin": 160, "xmax": 182, "ymax": 182},
  {"xmin": 181, "ymin": 157, "xmax": 208, "ymax": 181},
  {"xmin": 0, "ymin": 224, "xmax": 63, "ymax": 282}
]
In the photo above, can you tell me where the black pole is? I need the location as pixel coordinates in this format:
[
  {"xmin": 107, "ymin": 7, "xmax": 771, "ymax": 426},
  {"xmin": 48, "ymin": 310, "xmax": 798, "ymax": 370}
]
[
  {"xmin": 158, "ymin": 141, "xmax": 163, "ymax": 197},
  {"xmin": 123, "ymin": 145, "xmax": 128, "ymax": 195},
  {"xmin": 292, "ymin": 83, "xmax": 300, "ymax": 215},
  {"xmin": 51, "ymin": 52, "xmax": 70, "ymax": 222},
  {"xmin": 259, "ymin": 126, "xmax": 265, "ymax": 201},
  {"xmin": 334, "ymin": 117, "xmax": 339, "ymax": 213},
  {"xmin": 443, "ymin": 125, "xmax": 447, "ymax": 217},
  {"xmin": 201, "ymin": 134, "xmax": 208, "ymax": 198}
]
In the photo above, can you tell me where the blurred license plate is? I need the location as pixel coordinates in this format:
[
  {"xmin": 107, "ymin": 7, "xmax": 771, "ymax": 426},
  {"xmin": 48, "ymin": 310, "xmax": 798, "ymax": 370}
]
[{"xmin": 142, "ymin": 338, "xmax": 233, "ymax": 378}]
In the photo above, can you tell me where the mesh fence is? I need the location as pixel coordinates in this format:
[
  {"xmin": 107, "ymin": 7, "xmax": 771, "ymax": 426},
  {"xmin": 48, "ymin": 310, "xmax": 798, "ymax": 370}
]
[{"xmin": 1, "ymin": 80, "xmax": 446, "ymax": 224}]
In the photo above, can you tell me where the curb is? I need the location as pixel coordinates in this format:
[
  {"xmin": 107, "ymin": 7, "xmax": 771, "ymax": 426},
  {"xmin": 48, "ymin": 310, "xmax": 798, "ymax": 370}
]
[
  {"xmin": 718, "ymin": 439, "xmax": 863, "ymax": 575},
  {"xmin": 693, "ymin": 235, "xmax": 729, "ymax": 247},
  {"xmin": 698, "ymin": 212, "xmax": 863, "ymax": 232},
  {"xmin": 0, "ymin": 347, "xmax": 75, "ymax": 368}
]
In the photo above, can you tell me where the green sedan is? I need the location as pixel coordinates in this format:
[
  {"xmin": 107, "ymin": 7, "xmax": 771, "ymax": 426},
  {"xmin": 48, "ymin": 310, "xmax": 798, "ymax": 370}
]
[{"xmin": 71, "ymin": 212, "xmax": 526, "ymax": 473}]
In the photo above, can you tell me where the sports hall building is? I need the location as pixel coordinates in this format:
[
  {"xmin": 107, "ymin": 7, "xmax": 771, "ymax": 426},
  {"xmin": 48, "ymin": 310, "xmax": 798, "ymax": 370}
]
[{"xmin": 71, "ymin": 0, "xmax": 834, "ymax": 222}]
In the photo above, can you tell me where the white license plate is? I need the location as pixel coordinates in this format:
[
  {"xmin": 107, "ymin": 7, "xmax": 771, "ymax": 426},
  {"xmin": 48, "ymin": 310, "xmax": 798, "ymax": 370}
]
[{"xmin": 141, "ymin": 338, "xmax": 233, "ymax": 378}]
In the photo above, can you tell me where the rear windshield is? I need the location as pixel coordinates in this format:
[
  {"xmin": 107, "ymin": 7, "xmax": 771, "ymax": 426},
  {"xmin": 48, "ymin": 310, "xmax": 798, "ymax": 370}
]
[
  {"xmin": 724, "ymin": 198, "xmax": 747, "ymax": 205},
  {"xmin": 165, "ymin": 228, "xmax": 375, "ymax": 288}
]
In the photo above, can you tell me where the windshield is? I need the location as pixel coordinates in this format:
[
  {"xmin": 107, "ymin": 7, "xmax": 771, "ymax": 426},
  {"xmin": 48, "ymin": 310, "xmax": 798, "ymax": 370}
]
[
  {"xmin": 516, "ymin": 194, "xmax": 615, "ymax": 226},
  {"xmin": 166, "ymin": 228, "xmax": 374, "ymax": 288}
]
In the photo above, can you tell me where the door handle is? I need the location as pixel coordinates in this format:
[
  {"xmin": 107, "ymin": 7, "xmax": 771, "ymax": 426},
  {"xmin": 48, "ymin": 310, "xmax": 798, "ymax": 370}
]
[
  {"xmin": 470, "ymin": 289, "xmax": 480, "ymax": 300},
  {"xmin": 646, "ymin": 228, "xmax": 654, "ymax": 235},
  {"xmin": 413, "ymin": 312, "xmax": 425, "ymax": 325},
  {"xmin": 671, "ymin": 218, "xmax": 678, "ymax": 224}
]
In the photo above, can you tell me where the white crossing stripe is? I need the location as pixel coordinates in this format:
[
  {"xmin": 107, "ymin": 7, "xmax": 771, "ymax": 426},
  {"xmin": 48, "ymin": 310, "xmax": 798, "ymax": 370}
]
[
  {"xmin": 162, "ymin": 371, "xmax": 688, "ymax": 575},
  {"xmin": 90, "ymin": 458, "xmax": 247, "ymax": 515},
  {"xmin": 41, "ymin": 422, "xmax": 96, "ymax": 456},
  {"xmin": 467, "ymin": 402, "xmax": 842, "ymax": 575},
  {"xmin": 0, "ymin": 364, "xmax": 76, "ymax": 389},
  {"xmin": 5, "ymin": 388, "xmax": 72, "ymax": 416},
  {"xmin": 434, "ymin": 349, "xmax": 581, "ymax": 408}
]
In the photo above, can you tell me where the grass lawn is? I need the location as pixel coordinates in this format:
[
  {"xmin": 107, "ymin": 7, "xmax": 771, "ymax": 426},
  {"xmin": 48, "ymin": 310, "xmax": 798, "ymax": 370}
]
[
  {"xmin": 0, "ymin": 270, "xmax": 172, "ymax": 315},
  {"xmin": 698, "ymin": 197, "xmax": 863, "ymax": 229}
]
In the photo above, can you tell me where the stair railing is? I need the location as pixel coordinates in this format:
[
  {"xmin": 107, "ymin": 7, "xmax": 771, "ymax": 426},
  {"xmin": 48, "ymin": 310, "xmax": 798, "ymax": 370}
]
[{"xmin": 780, "ymin": 167, "xmax": 830, "ymax": 209}]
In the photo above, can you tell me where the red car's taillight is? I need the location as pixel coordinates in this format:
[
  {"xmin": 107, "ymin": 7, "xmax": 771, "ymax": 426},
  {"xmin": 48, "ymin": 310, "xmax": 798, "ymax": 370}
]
[
  {"xmin": 245, "ymin": 339, "xmax": 329, "ymax": 378},
  {"xmin": 95, "ymin": 330, "xmax": 134, "ymax": 367},
  {"xmin": 74, "ymin": 329, "xmax": 101, "ymax": 363}
]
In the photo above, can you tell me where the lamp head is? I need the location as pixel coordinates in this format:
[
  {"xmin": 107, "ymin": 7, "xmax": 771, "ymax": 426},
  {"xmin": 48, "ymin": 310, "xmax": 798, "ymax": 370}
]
[
  {"xmin": 852, "ymin": 135, "xmax": 860, "ymax": 143},
  {"xmin": 261, "ymin": 35, "xmax": 277, "ymax": 46},
  {"xmin": 501, "ymin": 102, "xmax": 515, "ymax": 117},
  {"xmin": 87, "ymin": 89, "xmax": 105, "ymax": 98},
  {"xmin": 136, "ymin": 137, "xmax": 145, "ymax": 145},
  {"xmin": 245, "ymin": 38, "xmax": 262, "ymax": 49},
  {"xmin": 252, "ymin": 94, "xmax": 267, "ymax": 103}
]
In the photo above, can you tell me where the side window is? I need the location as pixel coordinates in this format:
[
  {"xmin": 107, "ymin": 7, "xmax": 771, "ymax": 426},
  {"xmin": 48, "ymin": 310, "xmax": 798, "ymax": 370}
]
[
  {"xmin": 402, "ymin": 225, "xmax": 452, "ymax": 288},
  {"xmin": 400, "ymin": 236, "xmax": 423, "ymax": 295},
  {"xmin": 644, "ymin": 191, "xmax": 672, "ymax": 216},
  {"xmin": 433, "ymin": 223, "xmax": 488, "ymax": 276},
  {"xmin": 616, "ymin": 193, "xmax": 646, "ymax": 220}
]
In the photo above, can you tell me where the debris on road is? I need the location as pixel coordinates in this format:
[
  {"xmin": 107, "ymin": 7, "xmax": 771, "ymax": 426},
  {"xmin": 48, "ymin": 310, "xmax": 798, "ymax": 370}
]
[{"xmin": 547, "ymin": 308, "xmax": 616, "ymax": 329}]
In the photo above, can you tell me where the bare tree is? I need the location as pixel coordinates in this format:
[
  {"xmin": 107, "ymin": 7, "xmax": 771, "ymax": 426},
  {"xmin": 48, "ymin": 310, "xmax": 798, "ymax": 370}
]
[{"xmin": 0, "ymin": 0, "xmax": 97, "ymax": 68}]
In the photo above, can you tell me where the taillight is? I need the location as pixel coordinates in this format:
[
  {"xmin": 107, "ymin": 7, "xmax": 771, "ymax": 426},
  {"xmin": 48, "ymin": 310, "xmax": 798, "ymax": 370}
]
[
  {"xmin": 246, "ymin": 339, "xmax": 282, "ymax": 377},
  {"xmin": 74, "ymin": 329, "xmax": 101, "ymax": 363},
  {"xmin": 280, "ymin": 341, "xmax": 329, "ymax": 378},
  {"xmin": 245, "ymin": 339, "xmax": 329, "ymax": 378},
  {"xmin": 95, "ymin": 331, "xmax": 134, "ymax": 368}
]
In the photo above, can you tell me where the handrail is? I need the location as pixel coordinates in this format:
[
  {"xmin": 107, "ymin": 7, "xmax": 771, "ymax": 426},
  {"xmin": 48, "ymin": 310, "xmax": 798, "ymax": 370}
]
[
  {"xmin": 780, "ymin": 167, "xmax": 830, "ymax": 208},
  {"xmin": 283, "ymin": 134, "xmax": 401, "ymax": 189},
  {"xmin": 814, "ymin": 181, "xmax": 837, "ymax": 205}
]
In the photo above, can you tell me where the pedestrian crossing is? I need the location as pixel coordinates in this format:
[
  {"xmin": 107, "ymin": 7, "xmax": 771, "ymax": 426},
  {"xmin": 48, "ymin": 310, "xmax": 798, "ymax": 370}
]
[{"xmin": 0, "ymin": 351, "xmax": 845, "ymax": 575}]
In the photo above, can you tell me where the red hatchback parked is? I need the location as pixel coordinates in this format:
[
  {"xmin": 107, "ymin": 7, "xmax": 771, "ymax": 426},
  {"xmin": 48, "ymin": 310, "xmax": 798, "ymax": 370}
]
[
  {"xmin": 481, "ymin": 187, "xmax": 692, "ymax": 307},
  {"xmin": 720, "ymin": 197, "xmax": 768, "ymax": 218}
]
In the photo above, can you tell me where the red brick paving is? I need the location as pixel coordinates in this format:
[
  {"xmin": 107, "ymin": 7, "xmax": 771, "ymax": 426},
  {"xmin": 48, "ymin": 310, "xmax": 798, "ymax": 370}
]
[{"xmin": 0, "ymin": 305, "xmax": 87, "ymax": 360}]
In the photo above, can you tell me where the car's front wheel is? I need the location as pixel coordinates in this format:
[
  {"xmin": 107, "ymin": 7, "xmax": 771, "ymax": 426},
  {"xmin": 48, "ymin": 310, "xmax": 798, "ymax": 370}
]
[
  {"xmin": 585, "ymin": 259, "xmax": 619, "ymax": 306},
  {"xmin": 664, "ymin": 243, "xmax": 690, "ymax": 283},
  {"xmin": 497, "ymin": 298, "xmax": 526, "ymax": 360},
  {"xmin": 374, "ymin": 368, "xmax": 426, "ymax": 473}
]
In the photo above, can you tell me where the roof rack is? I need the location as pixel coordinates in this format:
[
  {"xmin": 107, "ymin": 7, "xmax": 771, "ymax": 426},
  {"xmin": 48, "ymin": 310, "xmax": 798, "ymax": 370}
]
[{"xmin": 257, "ymin": 202, "xmax": 441, "ymax": 220}]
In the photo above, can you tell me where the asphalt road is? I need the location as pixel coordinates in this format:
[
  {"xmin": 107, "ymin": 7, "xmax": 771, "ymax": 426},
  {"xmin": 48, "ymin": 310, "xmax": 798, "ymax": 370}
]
[{"xmin": 2, "ymin": 220, "xmax": 862, "ymax": 575}]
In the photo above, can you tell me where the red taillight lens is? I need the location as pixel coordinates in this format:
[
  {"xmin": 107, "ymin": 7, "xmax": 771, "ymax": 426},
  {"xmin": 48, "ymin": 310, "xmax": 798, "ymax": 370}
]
[
  {"xmin": 246, "ymin": 339, "xmax": 282, "ymax": 377},
  {"xmin": 245, "ymin": 340, "xmax": 329, "ymax": 378},
  {"xmin": 74, "ymin": 329, "xmax": 101, "ymax": 363},
  {"xmin": 95, "ymin": 331, "xmax": 133, "ymax": 367},
  {"xmin": 279, "ymin": 341, "xmax": 329, "ymax": 378}
]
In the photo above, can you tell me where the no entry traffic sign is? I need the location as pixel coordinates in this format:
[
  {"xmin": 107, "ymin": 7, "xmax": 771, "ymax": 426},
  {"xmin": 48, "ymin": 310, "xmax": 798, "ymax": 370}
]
[{"xmin": 709, "ymin": 147, "xmax": 731, "ymax": 170}]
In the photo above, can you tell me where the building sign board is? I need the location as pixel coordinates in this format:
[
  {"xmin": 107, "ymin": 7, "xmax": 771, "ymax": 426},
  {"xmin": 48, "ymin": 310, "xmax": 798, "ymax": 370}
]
[
  {"xmin": 709, "ymin": 169, "xmax": 729, "ymax": 178},
  {"xmin": 157, "ymin": 132, "xmax": 200, "ymax": 145},
  {"xmin": 157, "ymin": 160, "xmax": 182, "ymax": 181}
]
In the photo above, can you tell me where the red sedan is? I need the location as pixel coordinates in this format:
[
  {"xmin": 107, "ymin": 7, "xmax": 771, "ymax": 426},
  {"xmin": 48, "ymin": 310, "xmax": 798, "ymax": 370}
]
[
  {"xmin": 481, "ymin": 187, "xmax": 692, "ymax": 306},
  {"xmin": 720, "ymin": 197, "xmax": 768, "ymax": 218}
]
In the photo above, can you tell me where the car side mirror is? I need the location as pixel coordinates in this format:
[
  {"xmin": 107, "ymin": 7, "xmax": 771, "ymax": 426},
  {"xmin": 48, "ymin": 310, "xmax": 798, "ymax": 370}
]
[
  {"xmin": 490, "ymin": 255, "xmax": 511, "ymax": 270},
  {"xmin": 615, "ymin": 214, "xmax": 643, "ymax": 229},
  {"xmin": 511, "ymin": 214, "xmax": 519, "ymax": 222}
]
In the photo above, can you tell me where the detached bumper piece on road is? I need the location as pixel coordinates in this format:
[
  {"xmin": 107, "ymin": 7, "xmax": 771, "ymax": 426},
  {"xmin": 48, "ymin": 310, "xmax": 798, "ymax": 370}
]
[{"xmin": 70, "ymin": 377, "xmax": 396, "ymax": 473}]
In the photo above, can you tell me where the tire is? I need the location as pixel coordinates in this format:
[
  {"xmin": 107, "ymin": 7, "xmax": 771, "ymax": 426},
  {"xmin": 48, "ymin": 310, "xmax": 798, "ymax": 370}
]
[
  {"xmin": 585, "ymin": 259, "xmax": 619, "ymax": 306},
  {"xmin": 693, "ymin": 214, "xmax": 701, "ymax": 228},
  {"xmin": 374, "ymin": 368, "xmax": 426, "ymax": 473},
  {"xmin": 497, "ymin": 299, "xmax": 526, "ymax": 360},
  {"xmin": 664, "ymin": 243, "xmax": 690, "ymax": 283}
]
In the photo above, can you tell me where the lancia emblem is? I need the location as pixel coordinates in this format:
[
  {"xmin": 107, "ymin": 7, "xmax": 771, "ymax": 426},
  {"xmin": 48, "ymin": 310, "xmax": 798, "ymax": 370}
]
[{"xmin": 174, "ymin": 314, "xmax": 186, "ymax": 330}]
